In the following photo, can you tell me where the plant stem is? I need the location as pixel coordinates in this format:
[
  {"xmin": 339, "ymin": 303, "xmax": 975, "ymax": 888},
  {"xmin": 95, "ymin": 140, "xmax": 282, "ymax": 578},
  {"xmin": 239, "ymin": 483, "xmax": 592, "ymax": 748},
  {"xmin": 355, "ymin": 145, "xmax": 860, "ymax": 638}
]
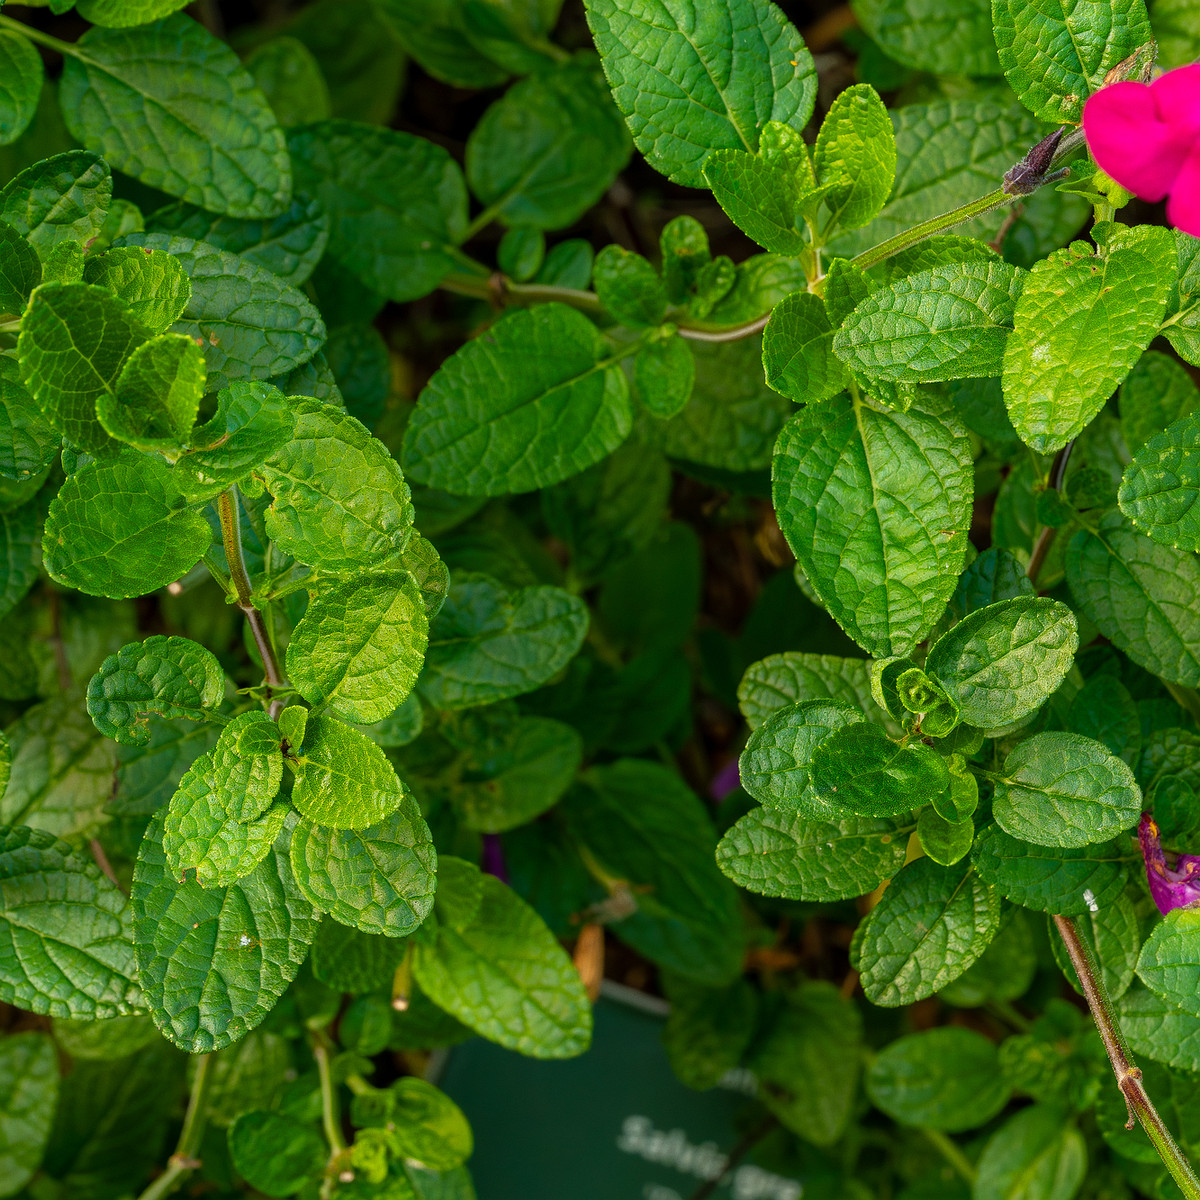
[
  {"xmin": 135, "ymin": 1052, "xmax": 215, "ymax": 1200},
  {"xmin": 852, "ymin": 189, "xmax": 1013, "ymax": 271},
  {"xmin": 215, "ymin": 487, "xmax": 288, "ymax": 715},
  {"xmin": 0, "ymin": 14, "xmax": 77, "ymax": 56},
  {"xmin": 1026, "ymin": 441, "xmax": 1075, "ymax": 586},
  {"xmin": 313, "ymin": 1034, "xmax": 347, "ymax": 1157},
  {"xmin": 1052, "ymin": 914, "xmax": 1200, "ymax": 1198},
  {"xmin": 920, "ymin": 1127, "xmax": 976, "ymax": 1185},
  {"xmin": 686, "ymin": 1116, "xmax": 777, "ymax": 1200}
]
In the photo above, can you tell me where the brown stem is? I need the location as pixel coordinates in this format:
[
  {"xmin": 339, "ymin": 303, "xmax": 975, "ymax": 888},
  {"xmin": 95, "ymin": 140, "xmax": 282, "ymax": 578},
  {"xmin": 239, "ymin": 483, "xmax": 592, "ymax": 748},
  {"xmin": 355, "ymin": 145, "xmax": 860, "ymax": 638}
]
[
  {"xmin": 1052, "ymin": 915, "xmax": 1200, "ymax": 1197},
  {"xmin": 687, "ymin": 1116, "xmax": 777, "ymax": 1200},
  {"xmin": 216, "ymin": 488, "xmax": 288, "ymax": 716},
  {"xmin": 1025, "ymin": 441, "xmax": 1075, "ymax": 585}
]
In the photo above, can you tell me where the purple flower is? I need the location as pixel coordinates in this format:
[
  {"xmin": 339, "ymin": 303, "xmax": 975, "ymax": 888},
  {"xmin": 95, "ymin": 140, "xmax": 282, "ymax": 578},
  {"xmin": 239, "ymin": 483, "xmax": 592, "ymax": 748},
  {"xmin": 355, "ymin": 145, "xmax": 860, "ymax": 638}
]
[
  {"xmin": 1139, "ymin": 813, "xmax": 1200, "ymax": 915},
  {"xmin": 710, "ymin": 758, "xmax": 741, "ymax": 801},
  {"xmin": 481, "ymin": 832, "xmax": 509, "ymax": 884}
]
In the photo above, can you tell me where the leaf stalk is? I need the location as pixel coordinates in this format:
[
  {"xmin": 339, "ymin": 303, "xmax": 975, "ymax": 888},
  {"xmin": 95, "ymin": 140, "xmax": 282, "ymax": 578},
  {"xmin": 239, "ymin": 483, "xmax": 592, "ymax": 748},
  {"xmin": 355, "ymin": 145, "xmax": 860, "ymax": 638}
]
[{"xmin": 215, "ymin": 487, "xmax": 288, "ymax": 717}]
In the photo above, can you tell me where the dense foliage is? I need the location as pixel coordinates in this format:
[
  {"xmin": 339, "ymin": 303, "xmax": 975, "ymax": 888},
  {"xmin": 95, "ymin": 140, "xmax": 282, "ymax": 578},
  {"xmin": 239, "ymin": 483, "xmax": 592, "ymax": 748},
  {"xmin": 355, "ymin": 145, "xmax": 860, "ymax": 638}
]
[{"xmin": 3, "ymin": 0, "xmax": 1200, "ymax": 1197}]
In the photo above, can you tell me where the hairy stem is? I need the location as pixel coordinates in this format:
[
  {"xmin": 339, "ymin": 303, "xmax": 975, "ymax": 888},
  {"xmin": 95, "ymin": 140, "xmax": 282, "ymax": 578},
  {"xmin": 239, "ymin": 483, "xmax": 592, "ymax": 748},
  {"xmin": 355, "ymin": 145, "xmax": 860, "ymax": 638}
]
[
  {"xmin": 1052, "ymin": 915, "xmax": 1200, "ymax": 1198},
  {"xmin": 216, "ymin": 487, "xmax": 288, "ymax": 715},
  {"xmin": 852, "ymin": 189, "xmax": 1012, "ymax": 271},
  {"xmin": 135, "ymin": 1052, "xmax": 215, "ymax": 1200}
]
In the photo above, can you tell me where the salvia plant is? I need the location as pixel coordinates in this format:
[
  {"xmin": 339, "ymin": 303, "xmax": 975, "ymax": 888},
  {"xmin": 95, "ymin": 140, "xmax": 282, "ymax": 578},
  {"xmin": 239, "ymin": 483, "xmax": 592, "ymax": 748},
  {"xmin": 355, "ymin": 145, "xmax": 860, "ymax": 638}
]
[{"xmin": 4, "ymin": 0, "xmax": 1200, "ymax": 1198}]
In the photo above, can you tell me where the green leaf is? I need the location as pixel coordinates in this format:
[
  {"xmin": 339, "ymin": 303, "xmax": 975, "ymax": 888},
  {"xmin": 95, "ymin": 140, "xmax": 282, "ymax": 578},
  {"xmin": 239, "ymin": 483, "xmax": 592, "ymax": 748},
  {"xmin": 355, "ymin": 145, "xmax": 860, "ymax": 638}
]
[
  {"xmin": 353, "ymin": 1077, "xmax": 472, "ymax": 1171},
  {"xmin": 856, "ymin": 856, "xmax": 1000, "ymax": 1006},
  {"xmin": 702, "ymin": 146, "xmax": 809, "ymax": 257},
  {"xmin": 228, "ymin": 1110, "xmax": 326, "ymax": 1198},
  {"xmin": 374, "ymin": 0, "xmax": 510, "ymax": 89},
  {"xmin": 738, "ymin": 651, "xmax": 883, "ymax": 730},
  {"xmin": 76, "ymin": 0, "xmax": 191, "ymax": 24},
  {"xmin": 403, "ymin": 303, "xmax": 631, "ymax": 496},
  {"xmin": 17, "ymin": 280, "xmax": 148, "ymax": 454},
  {"xmin": 0, "ymin": 1032, "xmax": 58, "ymax": 1198},
  {"xmin": 809, "ymin": 721, "xmax": 949, "ymax": 817},
  {"xmin": 86, "ymin": 634, "xmax": 224, "ymax": 746},
  {"xmin": 201, "ymin": 712, "xmax": 285, "ymax": 823},
  {"xmin": 290, "ymin": 714, "xmax": 410, "ymax": 830},
  {"xmin": 465, "ymin": 57, "xmax": 630, "ymax": 231},
  {"xmin": 717, "ymin": 807, "xmax": 906, "ymax": 901},
  {"xmin": 420, "ymin": 573, "xmax": 588, "ymax": 710},
  {"xmin": 813, "ymin": 83, "xmax": 895, "ymax": 232},
  {"xmin": 0, "ymin": 150, "xmax": 111, "ymax": 253},
  {"xmin": 592, "ymin": 246, "xmax": 666, "ymax": 327},
  {"xmin": 867, "ymin": 1026, "xmax": 1010, "ymax": 1131},
  {"xmin": 834, "ymin": 261, "xmax": 1025, "ymax": 382},
  {"xmin": 290, "ymin": 804, "xmax": 435, "ymax": 938},
  {"xmin": 164, "ymin": 759, "xmax": 288, "ymax": 889},
  {"xmin": 1066, "ymin": 512, "xmax": 1200, "ymax": 687},
  {"xmin": 1119, "ymin": 411, "xmax": 1200, "ymax": 552},
  {"xmin": 60, "ymin": 15, "xmax": 291, "ymax": 218},
  {"xmin": 258, "ymin": 399, "xmax": 415, "ymax": 575},
  {"xmin": 452, "ymin": 716, "xmax": 582, "ymax": 834},
  {"xmin": 288, "ymin": 120, "xmax": 466, "ymax": 302},
  {"xmin": 0, "ymin": 221, "xmax": 41, "ymax": 316},
  {"xmin": 761, "ymin": 290, "xmax": 847, "ymax": 405},
  {"xmin": 402, "ymin": 533, "xmax": 450, "ymax": 621},
  {"xmin": 81, "ymin": 246, "xmax": 190, "ymax": 335},
  {"xmin": 971, "ymin": 824, "xmax": 1128, "ymax": 915},
  {"xmin": 772, "ymin": 392, "xmax": 972, "ymax": 657},
  {"xmin": 924, "ymin": 596, "xmax": 1077, "ymax": 730},
  {"xmin": 1136, "ymin": 907, "xmax": 1200, "ymax": 1017},
  {"xmin": 738, "ymin": 698, "xmax": 863, "ymax": 810},
  {"xmin": 412, "ymin": 858, "xmax": 592, "ymax": 1059},
  {"xmin": 131, "ymin": 809, "xmax": 318, "ymax": 1052},
  {"xmin": 562, "ymin": 760, "xmax": 744, "ymax": 984},
  {"xmin": 1120, "ymin": 350, "xmax": 1200, "ymax": 451},
  {"xmin": 0, "ymin": 824, "xmax": 140, "ymax": 1019},
  {"xmin": 110, "ymin": 719, "xmax": 216, "ymax": 817},
  {"xmin": 1003, "ymin": 228, "xmax": 1175, "ymax": 454},
  {"xmin": 147, "ymin": 195, "xmax": 329, "ymax": 286},
  {"xmin": 917, "ymin": 807, "xmax": 974, "ymax": 866},
  {"xmin": 0, "ymin": 500, "xmax": 40, "ymax": 623},
  {"xmin": 174, "ymin": 380, "xmax": 295, "ymax": 502},
  {"xmin": 311, "ymin": 919, "xmax": 404, "ymax": 991},
  {"xmin": 992, "ymin": 731, "xmax": 1141, "ymax": 849},
  {"xmin": 850, "ymin": 0, "xmax": 1000, "ymax": 75},
  {"xmin": 583, "ymin": 0, "xmax": 817, "ymax": 189},
  {"xmin": 287, "ymin": 573, "xmax": 428, "ymax": 725},
  {"xmin": 661, "ymin": 975, "xmax": 757, "ymax": 1091},
  {"xmin": 633, "ymin": 334, "xmax": 695, "ymax": 418},
  {"xmin": 102, "ymin": 333, "xmax": 205, "ymax": 453},
  {"xmin": 43, "ymin": 454, "xmax": 211, "ymax": 599},
  {"xmin": 116, "ymin": 231, "xmax": 325, "ymax": 392},
  {"xmin": 1, "ymin": 695, "xmax": 116, "ymax": 841},
  {"xmin": 1121, "ymin": 983, "xmax": 1200, "ymax": 1073},
  {"xmin": 244, "ymin": 36, "xmax": 331, "ymax": 128},
  {"xmin": 993, "ymin": 0, "xmax": 1153, "ymax": 123},
  {"xmin": 976, "ymin": 1105, "xmax": 1087, "ymax": 1200},
  {"xmin": 0, "ymin": 29, "xmax": 43, "ymax": 148},
  {"xmin": 750, "ymin": 982, "xmax": 862, "ymax": 1146}
]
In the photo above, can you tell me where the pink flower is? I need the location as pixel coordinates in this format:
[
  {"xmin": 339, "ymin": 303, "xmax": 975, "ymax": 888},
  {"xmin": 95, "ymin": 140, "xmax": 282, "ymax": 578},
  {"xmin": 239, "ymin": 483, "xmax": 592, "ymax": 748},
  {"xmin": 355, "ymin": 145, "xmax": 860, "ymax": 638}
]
[
  {"xmin": 1139, "ymin": 813, "xmax": 1200, "ymax": 915},
  {"xmin": 1082, "ymin": 64, "xmax": 1200, "ymax": 237}
]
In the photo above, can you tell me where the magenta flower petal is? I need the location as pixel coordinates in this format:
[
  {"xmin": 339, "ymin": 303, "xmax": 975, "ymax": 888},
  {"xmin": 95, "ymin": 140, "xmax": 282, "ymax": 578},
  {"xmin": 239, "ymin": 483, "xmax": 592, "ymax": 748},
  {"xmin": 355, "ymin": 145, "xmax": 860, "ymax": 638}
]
[
  {"xmin": 1167, "ymin": 140, "xmax": 1200, "ymax": 237},
  {"xmin": 1149, "ymin": 63, "xmax": 1200, "ymax": 137},
  {"xmin": 1139, "ymin": 813, "xmax": 1200, "ymax": 915},
  {"xmin": 1084, "ymin": 82, "xmax": 1184, "ymax": 201}
]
